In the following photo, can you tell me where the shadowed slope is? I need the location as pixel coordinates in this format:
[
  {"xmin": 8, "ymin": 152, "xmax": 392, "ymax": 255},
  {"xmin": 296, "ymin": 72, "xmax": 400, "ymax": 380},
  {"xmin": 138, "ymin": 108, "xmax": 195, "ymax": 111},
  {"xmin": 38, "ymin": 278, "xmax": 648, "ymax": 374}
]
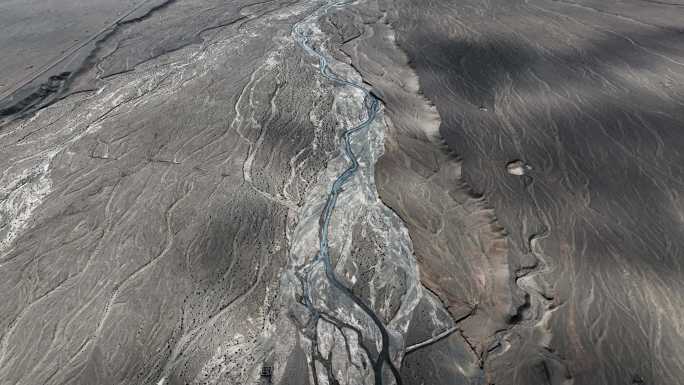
[{"xmin": 389, "ymin": 0, "xmax": 684, "ymax": 384}]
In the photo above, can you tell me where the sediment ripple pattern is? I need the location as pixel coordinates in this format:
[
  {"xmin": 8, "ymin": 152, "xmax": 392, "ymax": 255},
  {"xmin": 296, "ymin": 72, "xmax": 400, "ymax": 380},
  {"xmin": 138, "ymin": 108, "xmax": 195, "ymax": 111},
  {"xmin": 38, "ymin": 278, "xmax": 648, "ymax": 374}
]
[{"xmin": 385, "ymin": 0, "xmax": 684, "ymax": 384}]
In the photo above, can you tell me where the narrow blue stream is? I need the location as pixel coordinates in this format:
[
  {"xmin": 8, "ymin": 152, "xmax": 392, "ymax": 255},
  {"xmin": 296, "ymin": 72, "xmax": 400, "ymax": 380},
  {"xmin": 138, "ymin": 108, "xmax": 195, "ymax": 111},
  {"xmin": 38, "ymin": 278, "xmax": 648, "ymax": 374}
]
[{"xmin": 292, "ymin": 2, "xmax": 402, "ymax": 385}]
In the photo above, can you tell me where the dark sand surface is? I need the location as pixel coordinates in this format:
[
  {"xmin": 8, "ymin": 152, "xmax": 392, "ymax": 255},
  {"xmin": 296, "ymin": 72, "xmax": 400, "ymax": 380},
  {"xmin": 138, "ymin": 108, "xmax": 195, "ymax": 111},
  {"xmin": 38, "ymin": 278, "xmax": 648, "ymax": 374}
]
[{"xmin": 388, "ymin": 0, "xmax": 684, "ymax": 384}]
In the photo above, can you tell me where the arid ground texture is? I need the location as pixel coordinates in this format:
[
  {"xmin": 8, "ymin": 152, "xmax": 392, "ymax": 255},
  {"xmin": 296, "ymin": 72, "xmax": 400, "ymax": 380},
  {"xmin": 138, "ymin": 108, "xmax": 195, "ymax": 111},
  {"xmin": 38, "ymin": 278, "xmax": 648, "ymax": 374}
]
[{"xmin": 1, "ymin": 1, "xmax": 683, "ymax": 384}]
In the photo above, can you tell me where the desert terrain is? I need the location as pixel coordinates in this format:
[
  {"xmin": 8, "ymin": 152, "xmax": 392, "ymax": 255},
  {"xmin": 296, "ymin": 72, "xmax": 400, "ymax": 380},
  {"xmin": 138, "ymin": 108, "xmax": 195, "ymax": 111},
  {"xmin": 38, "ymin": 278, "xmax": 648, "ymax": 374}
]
[{"xmin": 1, "ymin": 1, "xmax": 683, "ymax": 385}]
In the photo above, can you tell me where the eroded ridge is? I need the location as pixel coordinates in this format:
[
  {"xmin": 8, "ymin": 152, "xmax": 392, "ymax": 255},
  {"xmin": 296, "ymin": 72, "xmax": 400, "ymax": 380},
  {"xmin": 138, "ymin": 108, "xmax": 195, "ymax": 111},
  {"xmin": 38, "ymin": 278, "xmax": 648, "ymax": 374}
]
[{"xmin": 374, "ymin": 0, "xmax": 684, "ymax": 384}]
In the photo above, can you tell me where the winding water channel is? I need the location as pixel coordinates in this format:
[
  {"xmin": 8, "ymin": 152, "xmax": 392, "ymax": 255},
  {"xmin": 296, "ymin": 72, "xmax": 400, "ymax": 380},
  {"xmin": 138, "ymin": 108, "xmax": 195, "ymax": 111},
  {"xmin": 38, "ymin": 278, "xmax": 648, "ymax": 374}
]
[{"xmin": 292, "ymin": 2, "xmax": 402, "ymax": 384}]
